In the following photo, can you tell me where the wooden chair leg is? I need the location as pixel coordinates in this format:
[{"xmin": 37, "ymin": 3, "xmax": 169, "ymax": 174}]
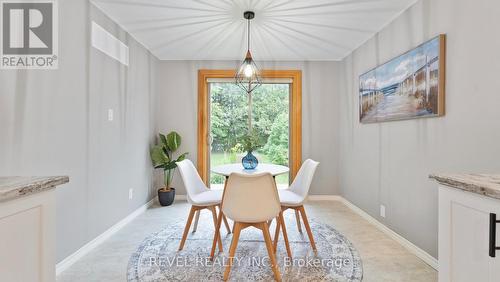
[
  {"xmin": 221, "ymin": 177, "xmax": 231, "ymax": 234},
  {"xmin": 192, "ymin": 210, "xmax": 201, "ymax": 233},
  {"xmin": 273, "ymin": 216, "xmax": 281, "ymax": 253},
  {"xmin": 210, "ymin": 208, "xmax": 224, "ymax": 260},
  {"xmin": 218, "ymin": 205, "xmax": 231, "ymax": 234},
  {"xmin": 262, "ymin": 223, "xmax": 282, "ymax": 282},
  {"xmin": 278, "ymin": 211, "xmax": 292, "ymax": 258},
  {"xmin": 209, "ymin": 206, "xmax": 223, "ymax": 252},
  {"xmin": 224, "ymin": 222, "xmax": 242, "ymax": 281},
  {"xmin": 299, "ymin": 206, "xmax": 317, "ymax": 253},
  {"xmin": 179, "ymin": 206, "xmax": 196, "ymax": 251},
  {"xmin": 267, "ymin": 217, "xmax": 274, "ymax": 227},
  {"xmin": 295, "ymin": 209, "xmax": 303, "ymax": 233}
]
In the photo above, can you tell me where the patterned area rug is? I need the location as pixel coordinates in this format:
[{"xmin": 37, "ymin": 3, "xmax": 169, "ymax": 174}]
[{"xmin": 127, "ymin": 213, "xmax": 363, "ymax": 281}]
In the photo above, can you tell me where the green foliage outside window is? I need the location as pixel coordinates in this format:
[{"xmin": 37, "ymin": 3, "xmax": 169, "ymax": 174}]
[{"xmin": 210, "ymin": 83, "xmax": 290, "ymax": 184}]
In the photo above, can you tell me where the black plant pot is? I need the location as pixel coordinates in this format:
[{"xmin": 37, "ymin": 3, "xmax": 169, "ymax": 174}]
[{"xmin": 158, "ymin": 188, "xmax": 175, "ymax": 206}]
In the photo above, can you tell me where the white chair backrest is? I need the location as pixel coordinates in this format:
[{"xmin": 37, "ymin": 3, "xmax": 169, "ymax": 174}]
[
  {"xmin": 289, "ymin": 159, "xmax": 319, "ymax": 198},
  {"xmin": 176, "ymin": 159, "xmax": 209, "ymax": 204},
  {"xmin": 222, "ymin": 172, "xmax": 281, "ymax": 223}
]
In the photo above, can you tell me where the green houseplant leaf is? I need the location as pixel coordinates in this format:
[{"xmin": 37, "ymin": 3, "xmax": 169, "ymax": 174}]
[
  {"xmin": 166, "ymin": 131, "xmax": 181, "ymax": 151},
  {"xmin": 159, "ymin": 133, "xmax": 168, "ymax": 147},
  {"xmin": 164, "ymin": 162, "xmax": 178, "ymax": 170},
  {"xmin": 150, "ymin": 145, "xmax": 169, "ymax": 168},
  {"xmin": 175, "ymin": 152, "xmax": 188, "ymax": 163}
]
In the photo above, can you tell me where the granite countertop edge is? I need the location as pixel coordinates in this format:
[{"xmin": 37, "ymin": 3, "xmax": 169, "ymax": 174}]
[
  {"xmin": 430, "ymin": 173, "xmax": 500, "ymax": 200},
  {"xmin": 0, "ymin": 176, "xmax": 69, "ymax": 203}
]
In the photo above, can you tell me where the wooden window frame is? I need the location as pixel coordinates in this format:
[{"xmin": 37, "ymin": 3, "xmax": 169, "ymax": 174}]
[{"xmin": 197, "ymin": 69, "xmax": 302, "ymax": 184}]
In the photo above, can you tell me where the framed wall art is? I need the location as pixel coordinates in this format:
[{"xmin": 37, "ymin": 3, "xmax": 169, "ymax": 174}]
[{"xmin": 359, "ymin": 34, "xmax": 446, "ymax": 123}]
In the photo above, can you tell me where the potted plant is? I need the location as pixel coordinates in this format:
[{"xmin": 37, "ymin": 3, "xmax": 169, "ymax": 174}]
[
  {"xmin": 241, "ymin": 131, "xmax": 262, "ymax": 170},
  {"xmin": 150, "ymin": 131, "xmax": 188, "ymax": 206}
]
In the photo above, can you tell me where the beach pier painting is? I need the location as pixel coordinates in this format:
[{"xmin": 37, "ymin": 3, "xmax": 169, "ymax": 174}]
[{"xmin": 359, "ymin": 35, "xmax": 445, "ymax": 123}]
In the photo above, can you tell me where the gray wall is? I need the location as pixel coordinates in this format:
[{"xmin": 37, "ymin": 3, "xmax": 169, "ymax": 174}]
[
  {"xmin": 156, "ymin": 61, "xmax": 341, "ymax": 196},
  {"xmin": 338, "ymin": 0, "xmax": 500, "ymax": 258},
  {"xmin": 0, "ymin": 1, "xmax": 159, "ymax": 262}
]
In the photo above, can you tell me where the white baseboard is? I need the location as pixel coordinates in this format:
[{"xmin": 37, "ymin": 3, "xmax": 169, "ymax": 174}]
[
  {"xmin": 175, "ymin": 195, "xmax": 343, "ymax": 202},
  {"xmin": 175, "ymin": 195, "xmax": 187, "ymax": 201},
  {"xmin": 173, "ymin": 195, "xmax": 341, "ymax": 202},
  {"xmin": 333, "ymin": 196, "xmax": 439, "ymax": 270},
  {"xmin": 55, "ymin": 197, "xmax": 156, "ymax": 275},
  {"xmin": 307, "ymin": 195, "xmax": 343, "ymax": 201}
]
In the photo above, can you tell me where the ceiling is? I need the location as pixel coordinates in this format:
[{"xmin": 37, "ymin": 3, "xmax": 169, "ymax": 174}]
[{"xmin": 91, "ymin": 0, "xmax": 417, "ymax": 61}]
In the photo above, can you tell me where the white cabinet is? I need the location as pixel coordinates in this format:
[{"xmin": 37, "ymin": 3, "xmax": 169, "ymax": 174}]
[
  {"xmin": 0, "ymin": 190, "xmax": 56, "ymax": 282},
  {"xmin": 439, "ymin": 185, "xmax": 500, "ymax": 282}
]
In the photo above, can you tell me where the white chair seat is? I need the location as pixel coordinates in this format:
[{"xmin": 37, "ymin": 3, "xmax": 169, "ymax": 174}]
[
  {"xmin": 190, "ymin": 190, "xmax": 223, "ymax": 206},
  {"xmin": 278, "ymin": 189, "xmax": 304, "ymax": 207}
]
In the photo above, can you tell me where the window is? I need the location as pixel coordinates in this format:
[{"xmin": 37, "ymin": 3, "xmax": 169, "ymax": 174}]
[
  {"xmin": 197, "ymin": 70, "xmax": 302, "ymax": 185},
  {"xmin": 209, "ymin": 82, "xmax": 290, "ymax": 188}
]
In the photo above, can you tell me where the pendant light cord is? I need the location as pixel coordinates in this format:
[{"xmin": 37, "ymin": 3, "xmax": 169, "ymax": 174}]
[
  {"xmin": 247, "ymin": 18, "xmax": 250, "ymax": 52},
  {"xmin": 247, "ymin": 17, "xmax": 252, "ymax": 131}
]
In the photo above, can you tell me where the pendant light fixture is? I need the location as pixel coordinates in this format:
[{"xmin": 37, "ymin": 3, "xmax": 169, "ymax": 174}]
[{"xmin": 235, "ymin": 11, "xmax": 262, "ymax": 94}]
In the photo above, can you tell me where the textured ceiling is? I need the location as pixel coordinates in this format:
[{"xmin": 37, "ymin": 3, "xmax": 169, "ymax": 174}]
[{"xmin": 91, "ymin": 0, "xmax": 416, "ymax": 61}]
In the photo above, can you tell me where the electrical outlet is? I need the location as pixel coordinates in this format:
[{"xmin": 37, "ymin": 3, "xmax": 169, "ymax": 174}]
[
  {"xmin": 380, "ymin": 205, "xmax": 386, "ymax": 218},
  {"xmin": 129, "ymin": 188, "xmax": 133, "ymax": 200},
  {"xmin": 108, "ymin": 109, "xmax": 114, "ymax": 121}
]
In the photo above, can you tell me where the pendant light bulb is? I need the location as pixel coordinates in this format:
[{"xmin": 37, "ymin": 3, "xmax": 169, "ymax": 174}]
[{"xmin": 244, "ymin": 64, "xmax": 253, "ymax": 77}]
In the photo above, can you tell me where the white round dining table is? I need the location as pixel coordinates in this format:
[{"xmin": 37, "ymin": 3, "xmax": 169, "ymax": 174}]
[{"xmin": 211, "ymin": 163, "xmax": 289, "ymax": 178}]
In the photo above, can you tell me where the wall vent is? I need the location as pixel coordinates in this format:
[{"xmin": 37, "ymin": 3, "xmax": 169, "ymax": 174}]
[{"xmin": 91, "ymin": 21, "xmax": 129, "ymax": 66}]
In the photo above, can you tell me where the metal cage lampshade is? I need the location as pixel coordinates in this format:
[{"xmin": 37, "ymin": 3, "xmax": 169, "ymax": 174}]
[{"xmin": 235, "ymin": 50, "xmax": 262, "ymax": 93}]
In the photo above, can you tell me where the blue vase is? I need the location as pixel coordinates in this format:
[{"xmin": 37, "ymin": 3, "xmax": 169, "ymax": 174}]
[{"xmin": 242, "ymin": 151, "xmax": 258, "ymax": 169}]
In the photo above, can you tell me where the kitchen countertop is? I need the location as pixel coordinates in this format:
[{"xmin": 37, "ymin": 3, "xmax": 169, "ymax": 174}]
[
  {"xmin": 430, "ymin": 173, "xmax": 500, "ymax": 200},
  {"xmin": 0, "ymin": 176, "xmax": 69, "ymax": 203}
]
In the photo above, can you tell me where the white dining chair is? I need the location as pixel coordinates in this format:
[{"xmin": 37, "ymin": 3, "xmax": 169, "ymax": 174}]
[
  {"xmin": 176, "ymin": 159, "xmax": 230, "ymax": 251},
  {"xmin": 277, "ymin": 159, "xmax": 319, "ymax": 253},
  {"xmin": 211, "ymin": 172, "xmax": 290, "ymax": 282}
]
